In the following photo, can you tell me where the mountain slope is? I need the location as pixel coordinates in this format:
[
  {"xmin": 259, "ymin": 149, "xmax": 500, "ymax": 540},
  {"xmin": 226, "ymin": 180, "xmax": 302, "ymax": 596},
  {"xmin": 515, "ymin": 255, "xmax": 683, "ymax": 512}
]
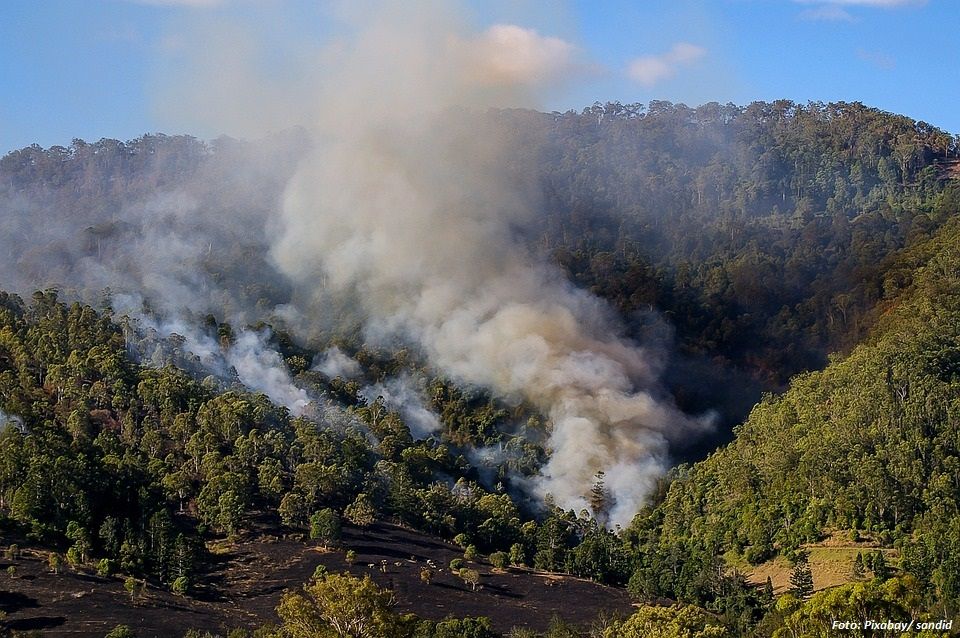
[{"xmin": 627, "ymin": 215, "xmax": 960, "ymax": 616}]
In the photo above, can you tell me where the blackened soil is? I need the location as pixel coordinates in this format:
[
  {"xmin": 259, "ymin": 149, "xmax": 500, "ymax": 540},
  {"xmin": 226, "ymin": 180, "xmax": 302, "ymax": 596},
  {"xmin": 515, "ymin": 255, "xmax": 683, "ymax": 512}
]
[{"xmin": 0, "ymin": 522, "xmax": 635, "ymax": 636}]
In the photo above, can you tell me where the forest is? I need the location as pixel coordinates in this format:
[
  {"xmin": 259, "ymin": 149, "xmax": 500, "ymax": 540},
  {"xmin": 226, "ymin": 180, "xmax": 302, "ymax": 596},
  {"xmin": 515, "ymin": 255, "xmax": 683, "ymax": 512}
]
[{"xmin": 1, "ymin": 100, "xmax": 960, "ymax": 636}]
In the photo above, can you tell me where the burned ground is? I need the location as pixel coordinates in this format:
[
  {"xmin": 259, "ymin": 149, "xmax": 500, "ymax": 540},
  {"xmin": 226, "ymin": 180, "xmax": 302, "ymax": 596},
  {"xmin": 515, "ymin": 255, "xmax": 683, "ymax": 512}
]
[{"xmin": 0, "ymin": 522, "xmax": 635, "ymax": 637}]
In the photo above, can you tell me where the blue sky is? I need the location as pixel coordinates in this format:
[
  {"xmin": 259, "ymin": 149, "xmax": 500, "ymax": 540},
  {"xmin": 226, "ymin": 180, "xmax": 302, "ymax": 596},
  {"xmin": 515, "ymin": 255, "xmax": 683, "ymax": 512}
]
[{"xmin": 1, "ymin": 0, "xmax": 956, "ymax": 153}]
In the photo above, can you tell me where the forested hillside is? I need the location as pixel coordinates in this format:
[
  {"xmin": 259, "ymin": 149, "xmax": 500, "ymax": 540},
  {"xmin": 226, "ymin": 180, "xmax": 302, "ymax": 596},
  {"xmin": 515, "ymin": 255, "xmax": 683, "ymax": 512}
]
[
  {"xmin": 510, "ymin": 100, "xmax": 958, "ymax": 384},
  {"xmin": 2, "ymin": 100, "xmax": 955, "ymax": 415},
  {"xmin": 2, "ymin": 100, "xmax": 960, "ymax": 636},
  {"xmin": 625, "ymin": 215, "xmax": 960, "ymax": 633}
]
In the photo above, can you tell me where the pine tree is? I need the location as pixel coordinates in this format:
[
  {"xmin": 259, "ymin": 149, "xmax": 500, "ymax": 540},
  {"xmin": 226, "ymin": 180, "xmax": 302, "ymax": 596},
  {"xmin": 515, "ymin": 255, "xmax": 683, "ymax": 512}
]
[
  {"xmin": 871, "ymin": 551, "xmax": 890, "ymax": 581},
  {"xmin": 851, "ymin": 552, "xmax": 865, "ymax": 580},
  {"xmin": 789, "ymin": 551, "xmax": 814, "ymax": 598},
  {"xmin": 589, "ymin": 471, "xmax": 611, "ymax": 525}
]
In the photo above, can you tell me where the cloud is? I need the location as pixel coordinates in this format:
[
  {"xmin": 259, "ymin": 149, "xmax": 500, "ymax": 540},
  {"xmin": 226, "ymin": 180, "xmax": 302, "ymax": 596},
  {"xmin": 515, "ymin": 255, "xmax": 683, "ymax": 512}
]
[
  {"xmin": 800, "ymin": 5, "xmax": 855, "ymax": 20},
  {"xmin": 626, "ymin": 42, "xmax": 705, "ymax": 87},
  {"xmin": 857, "ymin": 48, "xmax": 896, "ymax": 70},
  {"xmin": 466, "ymin": 24, "xmax": 578, "ymax": 88}
]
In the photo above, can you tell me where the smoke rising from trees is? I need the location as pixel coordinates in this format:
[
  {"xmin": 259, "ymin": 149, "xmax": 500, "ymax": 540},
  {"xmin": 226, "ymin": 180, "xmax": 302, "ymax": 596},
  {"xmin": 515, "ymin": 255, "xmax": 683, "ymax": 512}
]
[
  {"xmin": 0, "ymin": 0, "xmax": 716, "ymax": 526},
  {"xmin": 266, "ymin": 1, "xmax": 711, "ymax": 525}
]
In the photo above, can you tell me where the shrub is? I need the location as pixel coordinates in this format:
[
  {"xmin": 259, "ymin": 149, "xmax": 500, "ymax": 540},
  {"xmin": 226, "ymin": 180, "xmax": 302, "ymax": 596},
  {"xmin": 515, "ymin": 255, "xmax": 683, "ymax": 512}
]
[
  {"xmin": 172, "ymin": 576, "xmax": 190, "ymax": 596},
  {"xmin": 490, "ymin": 551, "xmax": 509, "ymax": 569},
  {"xmin": 97, "ymin": 558, "xmax": 116, "ymax": 577}
]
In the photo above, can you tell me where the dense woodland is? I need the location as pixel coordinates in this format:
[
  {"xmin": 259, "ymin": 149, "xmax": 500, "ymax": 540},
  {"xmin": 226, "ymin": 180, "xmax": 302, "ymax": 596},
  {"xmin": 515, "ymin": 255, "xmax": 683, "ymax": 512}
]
[{"xmin": 2, "ymin": 100, "xmax": 960, "ymax": 636}]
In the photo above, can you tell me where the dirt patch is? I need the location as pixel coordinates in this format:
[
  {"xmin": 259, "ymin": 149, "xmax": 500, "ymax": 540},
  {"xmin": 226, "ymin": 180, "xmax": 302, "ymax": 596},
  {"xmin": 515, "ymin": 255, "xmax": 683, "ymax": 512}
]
[{"xmin": 1, "ymin": 522, "xmax": 636, "ymax": 636}]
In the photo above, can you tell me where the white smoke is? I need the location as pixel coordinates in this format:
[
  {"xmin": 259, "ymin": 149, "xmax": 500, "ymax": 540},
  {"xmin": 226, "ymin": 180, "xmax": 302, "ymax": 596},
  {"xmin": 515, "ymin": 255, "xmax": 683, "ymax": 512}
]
[
  {"xmin": 0, "ymin": 409, "xmax": 26, "ymax": 434},
  {"xmin": 124, "ymin": 305, "xmax": 311, "ymax": 417},
  {"xmin": 360, "ymin": 375, "xmax": 442, "ymax": 439},
  {"xmin": 312, "ymin": 347, "xmax": 363, "ymax": 380},
  {"xmin": 268, "ymin": 0, "xmax": 712, "ymax": 526},
  {"xmin": 227, "ymin": 330, "xmax": 311, "ymax": 416}
]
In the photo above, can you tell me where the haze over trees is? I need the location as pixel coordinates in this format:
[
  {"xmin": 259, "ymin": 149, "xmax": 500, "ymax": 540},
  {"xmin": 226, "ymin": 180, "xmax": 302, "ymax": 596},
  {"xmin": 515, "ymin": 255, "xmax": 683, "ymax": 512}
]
[{"xmin": 1, "ymin": 99, "xmax": 960, "ymax": 635}]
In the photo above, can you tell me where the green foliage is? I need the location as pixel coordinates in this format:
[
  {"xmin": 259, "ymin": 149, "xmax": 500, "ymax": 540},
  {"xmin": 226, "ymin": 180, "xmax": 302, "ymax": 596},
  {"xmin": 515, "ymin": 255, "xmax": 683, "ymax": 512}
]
[
  {"xmin": 509, "ymin": 543, "xmax": 526, "ymax": 567},
  {"xmin": 344, "ymin": 493, "xmax": 375, "ymax": 527},
  {"xmin": 105, "ymin": 625, "xmax": 136, "ymax": 638},
  {"xmin": 431, "ymin": 616, "xmax": 497, "ymax": 638},
  {"xmin": 489, "ymin": 551, "xmax": 509, "ymax": 569},
  {"xmin": 276, "ymin": 572, "xmax": 397, "ymax": 638},
  {"xmin": 626, "ymin": 217, "xmax": 960, "ymax": 618},
  {"xmin": 172, "ymin": 576, "xmax": 190, "ymax": 596},
  {"xmin": 97, "ymin": 558, "xmax": 116, "ymax": 577},
  {"xmin": 603, "ymin": 603, "xmax": 731, "ymax": 638},
  {"xmin": 789, "ymin": 552, "xmax": 814, "ymax": 598},
  {"xmin": 124, "ymin": 576, "xmax": 138, "ymax": 600},
  {"xmin": 2, "ymin": 105, "xmax": 960, "ymax": 633},
  {"xmin": 851, "ymin": 553, "xmax": 865, "ymax": 580},
  {"xmin": 458, "ymin": 568, "xmax": 481, "ymax": 591},
  {"xmin": 768, "ymin": 577, "xmax": 931, "ymax": 638},
  {"xmin": 310, "ymin": 508, "xmax": 342, "ymax": 547}
]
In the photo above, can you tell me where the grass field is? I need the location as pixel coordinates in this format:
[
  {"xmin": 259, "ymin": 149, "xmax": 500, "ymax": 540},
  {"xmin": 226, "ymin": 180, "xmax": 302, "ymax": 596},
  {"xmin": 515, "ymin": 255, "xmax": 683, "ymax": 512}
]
[{"xmin": 738, "ymin": 531, "xmax": 899, "ymax": 594}]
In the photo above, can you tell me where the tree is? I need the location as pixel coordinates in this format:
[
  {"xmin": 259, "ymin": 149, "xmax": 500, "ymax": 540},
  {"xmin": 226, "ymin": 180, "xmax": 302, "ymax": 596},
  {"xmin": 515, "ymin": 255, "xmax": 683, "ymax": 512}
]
[
  {"xmin": 344, "ymin": 493, "xmax": 375, "ymax": 527},
  {"xmin": 48, "ymin": 552, "xmax": 63, "ymax": 574},
  {"xmin": 604, "ymin": 604, "xmax": 731, "ymax": 638},
  {"xmin": 217, "ymin": 489, "xmax": 245, "ymax": 537},
  {"xmin": 458, "ymin": 568, "xmax": 481, "ymax": 592},
  {"xmin": 790, "ymin": 551, "xmax": 814, "ymax": 598},
  {"xmin": 97, "ymin": 558, "xmax": 116, "ymax": 577},
  {"xmin": 432, "ymin": 617, "xmax": 497, "ymax": 638},
  {"xmin": 589, "ymin": 471, "xmax": 611, "ymax": 524},
  {"xmin": 276, "ymin": 572, "xmax": 397, "ymax": 638},
  {"xmin": 420, "ymin": 568, "xmax": 434, "ymax": 585},
  {"xmin": 124, "ymin": 576, "xmax": 139, "ymax": 602},
  {"xmin": 870, "ymin": 551, "xmax": 890, "ymax": 581},
  {"xmin": 771, "ymin": 577, "xmax": 927, "ymax": 638},
  {"xmin": 851, "ymin": 552, "xmax": 865, "ymax": 580},
  {"xmin": 509, "ymin": 543, "xmax": 526, "ymax": 567},
  {"xmin": 490, "ymin": 551, "xmax": 509, "ymax": 569},
  {"xmin": 279, "ymin": 492, "xmax": 310, "ymax": 528},
  {"xmin": 310, "ymin": 508, "xmax": 343, "ymax": 548}
]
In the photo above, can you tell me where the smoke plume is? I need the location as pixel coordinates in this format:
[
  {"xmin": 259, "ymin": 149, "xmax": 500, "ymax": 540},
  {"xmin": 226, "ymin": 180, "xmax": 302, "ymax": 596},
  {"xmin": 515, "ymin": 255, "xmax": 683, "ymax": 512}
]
[
  {"xmin": 268, "ymin": 1, "xmax": 711, "ymax": 525},
  {"xmin": 0, "ymin": 0, "xmax": 714, "ymax": 526}
]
